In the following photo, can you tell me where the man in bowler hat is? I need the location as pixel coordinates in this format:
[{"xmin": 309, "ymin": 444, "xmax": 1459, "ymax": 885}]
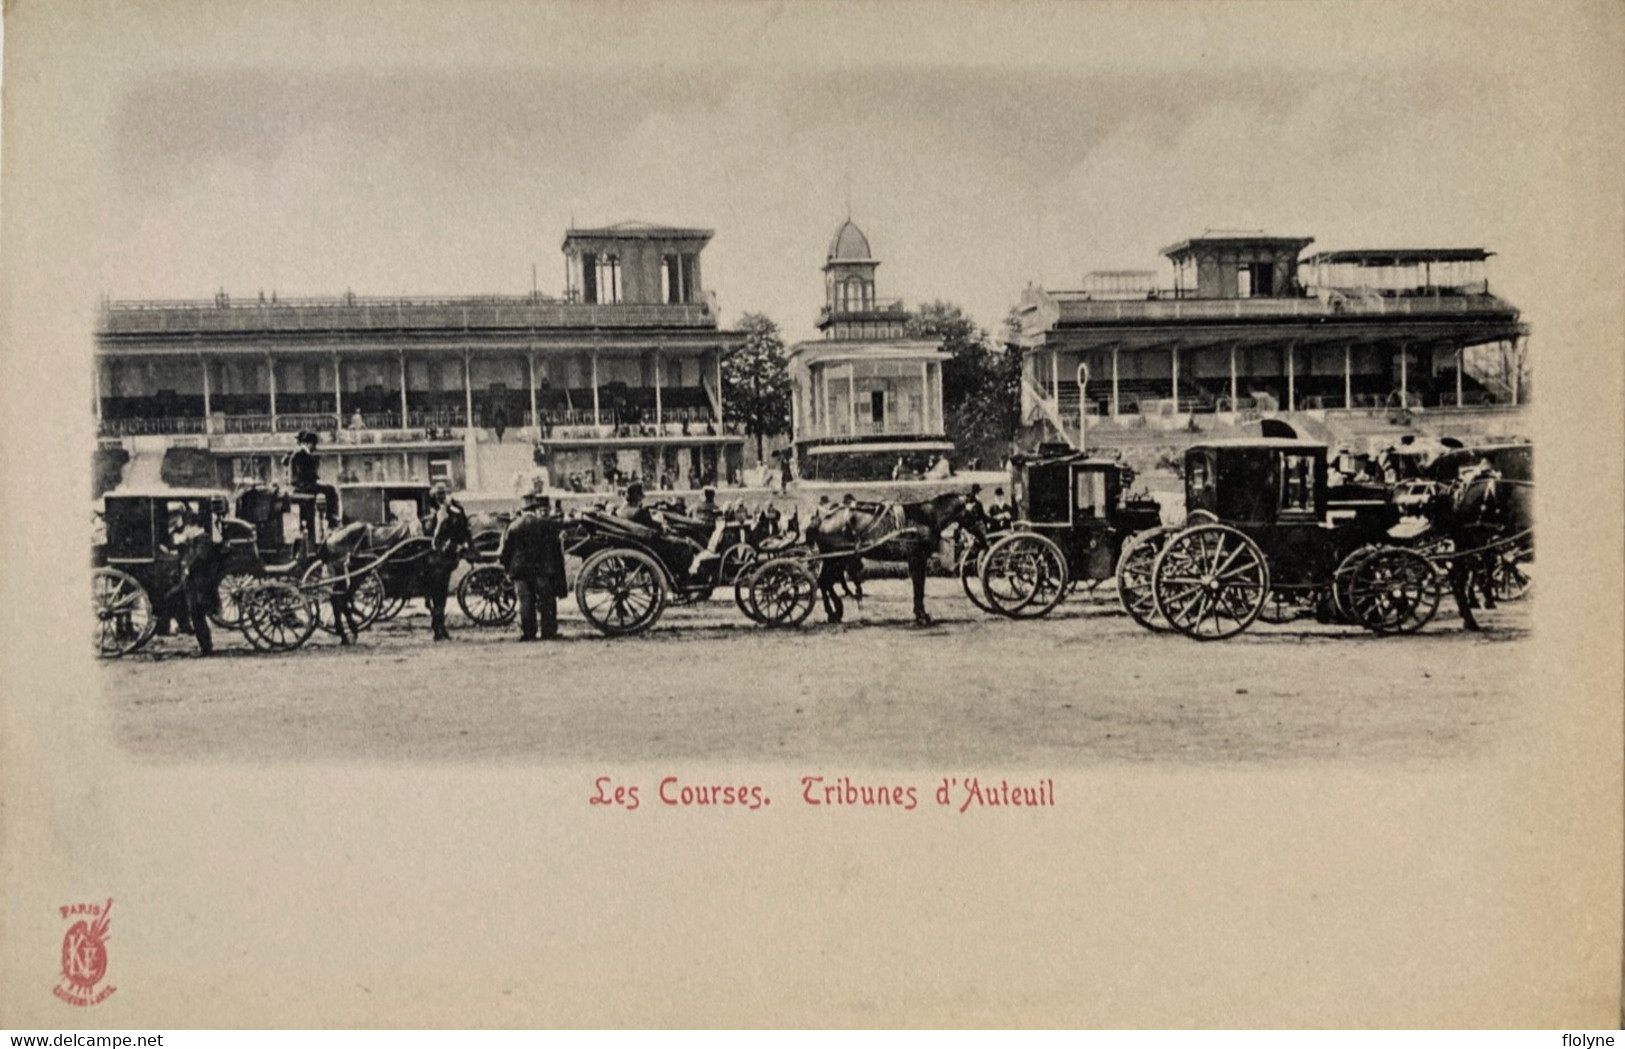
[{"xmin": 498, "ymin": 490, "xmax": 568, "ymax": 641}]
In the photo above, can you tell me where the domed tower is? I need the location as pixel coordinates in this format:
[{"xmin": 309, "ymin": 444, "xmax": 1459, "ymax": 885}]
[
  {"xmin": 817, "ymin": 219, "xmax": 909, "ymax": 340},
  {"xmin": 787, "ymin": 217, "xmax": 953, "ymax": 481}
]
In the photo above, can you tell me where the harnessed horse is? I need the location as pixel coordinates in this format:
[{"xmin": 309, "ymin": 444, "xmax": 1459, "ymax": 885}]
[
  {"xmin": 317, "ymin": 504, "xmax": 473, "ymax": 641},
  {"xmin": 803, "ymin": 492, "xmax": 979, "ymax": 626},
  {"xmin": 1419, "ymin": 461, "xmax": 1534, "ymax": 631}
]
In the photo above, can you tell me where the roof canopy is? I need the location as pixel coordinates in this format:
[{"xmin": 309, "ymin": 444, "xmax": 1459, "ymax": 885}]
[
  {"xmin": 562, "ymin": 222, "xmax": 714, "ymax": 247},
  {"xmin": 1161, "ymin": 234, "xmax": 1315, "ymax": 260},
  {"xmin": 1301, "ymin": 248, "xmax": 1493, "ymax": 266}
]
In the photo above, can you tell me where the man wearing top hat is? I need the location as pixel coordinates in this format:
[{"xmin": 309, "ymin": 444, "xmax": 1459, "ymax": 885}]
[
  {"xmin": 498, "ymin": 489, "xmax": 568, "ymax": 641},
  {"xmin": 283, "ymin": 429, "xmax": 341, "ymax": 529}
]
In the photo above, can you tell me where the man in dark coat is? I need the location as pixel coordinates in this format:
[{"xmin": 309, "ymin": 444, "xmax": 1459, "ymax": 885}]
[
  {"xmin": 283, "ymin": 430, "xmax": 341, "ymax": 528},
  {"xmin": 498, "ymin": 490, "xmax": 568, "ymax": 641},
  {"xmin": 166, "ymin": 505, "xmax": 220, "ymax": 655},
  {"xmin": 424, "ymin": 482, "xmax": 471, "ymax": 641}
]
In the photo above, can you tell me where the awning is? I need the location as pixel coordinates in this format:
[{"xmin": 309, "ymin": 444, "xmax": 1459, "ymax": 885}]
[{"xmin": 804, "ymin": 440, "xmax": 955, "ymax": 456}]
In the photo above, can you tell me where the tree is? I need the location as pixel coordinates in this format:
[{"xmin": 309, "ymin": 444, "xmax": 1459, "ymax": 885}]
[
  {"xmin": 907, "ymin": 300, "xmax": 1021, "ymax": 465},
  {"xmin": 721, "ymin": 312, "xmax": 793, "ymax": 461}
]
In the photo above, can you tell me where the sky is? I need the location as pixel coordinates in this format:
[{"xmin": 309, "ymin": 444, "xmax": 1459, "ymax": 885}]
[{"xmin": 50, "ymin": 1, "xmax": 1611, "ymax": 347}]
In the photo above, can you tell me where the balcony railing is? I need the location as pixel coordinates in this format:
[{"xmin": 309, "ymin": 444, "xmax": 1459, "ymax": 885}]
[
  {"xmin": 1053, "ymin": 291, "xmax": 1516, "ymax": 324},
  {"xmin": 99, "ymin": 295, "xmax": 716, "ymax": 336},
  {"xmin": 98, "ymin": 416, "xmax": 207, "ymax": 437}
]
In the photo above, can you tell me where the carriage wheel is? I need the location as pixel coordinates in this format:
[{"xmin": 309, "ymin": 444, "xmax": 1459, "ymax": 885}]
[
  {"xmin": 575, "ymin": 548, "xmax": 667, "ymax": 636},
  {"xmin": 374, "ymin": 595, "xmax": 408, "ymax": 621},
  {"xmin": 1330, "ymin": 545, "xmax": 1383, "ymax": 624},
  {"xmin": 457, "ymin": 564, "xmax": 517, "ymax": 626},
  {"xmin": 745, "ymin": 558, "xmax": 818, "ymax": 628},
  {"xmin": 979, "ymin": 533, "xmax": 1069, "ymax": 619},
  {"xmin": 1346, "ymin": 548, "xmax": 1441, "ymax": 636},
  {"xmin": 239, "ymin": 579, "xmax": 319, "ymax": 652},
  {"xmin": 718, "ymin": 543, "xmax": 758, "ymax": 586},
  {"xmin": 732, "ymin": 562, "xmax": 766, "ymax": 623},
  {"xmin": 300, "ymin": 561, "xmax": 385, "ymax": 635},
  {"xmin": 1115, "ymin": 527, "xmax": 1169, "ymax": 632},
  {"xmin": 1151, "ymin": 524, "xmax": 1270, "ymax": 640},
  {"xmin": 93, "ymin": 567, "xmax": 156, "ymax": 658},
  {"xmin": 208, "ymin": 570, "xmax": 261, "ymax": 630},
  {"xmin": 1487, "ymin": 549, "xmax": 1532, "ymax": 602},
  {"xmin": 1184, "ymin": 509, "xmax": 1219, "ymax": 526},
  {"xmin": 958, "ymin": 542, "xmax": 997, "ymax": 614}
]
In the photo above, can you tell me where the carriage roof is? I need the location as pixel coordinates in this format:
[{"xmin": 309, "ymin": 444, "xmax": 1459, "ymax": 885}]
[
  {"xmin": 1187, "ymin": 438, "xmax": 1328, "ymax": 455},
  {"xmin": 101, "ymin": 487, "xmax": 230, "ymax": 502}
]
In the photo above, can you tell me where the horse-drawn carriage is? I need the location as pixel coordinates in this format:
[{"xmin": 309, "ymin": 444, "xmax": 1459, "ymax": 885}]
[
  {"xmin": 94, "ymin": 489, "xmax": 231, "ymax": 657},
  {"xmin": 1127, "ymin": 437, "xmax": 1530, "ymax": 640},
  {"xmin": 970, "ymin": 449, "xmax": 1164, "ymax": 619}
]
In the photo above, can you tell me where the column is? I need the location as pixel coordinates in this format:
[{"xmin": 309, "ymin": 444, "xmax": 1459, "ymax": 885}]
[
  {"xmin": 200, "ymin": 356, "xmax": 213, "ymax": 432},
  {"xmin": 847, "ymin": 365, "xmax": 857, "ymax": 436},
  {"xmin": 1456, "ymin": 348, "xmax": 1464, "ymax": 407},
  {"xmin": 1228, "ymin": 344, "xmax": 1238, "ymax": 408},
  {"xmin": 333, "ymin": 355, "xmax": 343, "ymax": 422},
  {"xmin": 1510, "ymin": 338, "xmax": 1520, "ymax": 406},
  {"xmin": 919, "ymin": 361, "xmax": 930, "ymax": 432},
  {"xmin": 1344, "ymin": 343, "xmax": 1352, "ymax": 409},
  {"xmin": 715, "ymin": 352, "xmax": 724, "ymax": 426},
  {"xmin": 591, "ymin": 352, "xmax": 601, "ymax": 427},
  {"xmin": 818, "ymin": 367, "xmax": 828, "ymax": 438},
  {"xmin": 1111, "ymin": 347, "xmax": 1120, "ymax": 417},
  {"xmin": 1398, "ymin": 341, "xmax": 1408, "ymax": 404},
  {"xmin": 654, "ymin": 348, "xmax": 664, "ymax": 429},
  {"xmin": 527, "ymin": 352, "xmax": 538, "ymax": 430},
  {"xmin": 93, "ymin": 358, "xmax": 102, "ymax": 422},
  {"xmin": 1049, "ymin": 348, "xmax": 1060, "ymax": 400},
  {"xmin": 1170, "ymin": 344, "xmax": 1180, "ymax": 407},
  {"xmin": 1286, "ymin": 341, "xmax": 1296, "ymax": 411},
  {"xmin": 463, "ymin": 352, "xmax": 474, "ymax": 428},
  {"xmin": 399, "ymin": 352, "xmax": 409, "ymax": 427},
  {"xmin": 268, "ymin": 355, "xmax": 278, "ymax": 431}
]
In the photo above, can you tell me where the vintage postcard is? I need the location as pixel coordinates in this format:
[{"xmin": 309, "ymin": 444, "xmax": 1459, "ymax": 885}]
[{"xmin": 2, "ymin": 0, "xmax": 1621, "ymax": 1028}]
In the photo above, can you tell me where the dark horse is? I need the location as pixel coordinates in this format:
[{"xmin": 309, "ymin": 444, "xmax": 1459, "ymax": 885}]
[
  {"xmin": 804, "ymin": 492, "xmax": 979, "ymax": 626},
  {"xmin": 1419, "ymin": 461, "xmax": 1533, "ymax": 631},
  {"xmin": 318, "ymin": 506, "xmax": 473, "ymax": 641}
]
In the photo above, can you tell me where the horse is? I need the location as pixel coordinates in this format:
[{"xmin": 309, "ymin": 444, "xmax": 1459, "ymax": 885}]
[
  {"xmin": 317, "ymin": 503, "xmax": 474, "ymax": 641},
  {"xmin": 803, "ymin": 491, "xmax": 980, "ymax": 626},
  {"xmin": 1418, "ymin": 460, "xmax": 1534, "ymax": 631}
]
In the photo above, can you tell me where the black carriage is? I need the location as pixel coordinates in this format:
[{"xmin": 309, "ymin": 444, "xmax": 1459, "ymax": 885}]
[
  {"xmin": 1138, "ymin": 438, "xmax": 1436, "ymax": 640},
  {"xmin": 94, "ymin": 489, "xmax": 229, "ymax": 657},
  {"xmin": 93, "ymin": 488, "xmax": 323, "ymax": 656},
  {"xmin": 973, "ymin": 449, "xmax": 1164, "ymax": 618},
  {"xmin": 210, "ymin": 483, "xmax": 335, "ymax": 629}
]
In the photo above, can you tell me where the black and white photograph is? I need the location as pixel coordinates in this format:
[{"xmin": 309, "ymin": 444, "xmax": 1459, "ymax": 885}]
[{"xmin": 2, "ymin": 0, "xmax": 1621, "ymax": 1029}]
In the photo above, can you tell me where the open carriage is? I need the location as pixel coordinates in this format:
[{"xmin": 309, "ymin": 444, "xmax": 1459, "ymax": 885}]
[
  {"xmin": 1131, "ymin": 438, "xmax": 1451, "ymax": 640},
  {"xmin": 972, "ymin": 449, "xmax": 1164, "ymax": 618}
]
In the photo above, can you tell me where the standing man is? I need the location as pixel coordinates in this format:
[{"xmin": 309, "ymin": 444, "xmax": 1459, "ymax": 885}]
[
  {"xmin": 284, "ymin": 430, "xmax": 341, "ymax": 529},
  {"xmin": 424, "ymin": 482, "xmax": 471, "ymax": 641},
  {"xmin": 166, "ymin": 504, "xmax": 220, "ymax": 656},
  {"xmin": 498, "ymin": 490, "xmax": 568, "ymax": 641}
]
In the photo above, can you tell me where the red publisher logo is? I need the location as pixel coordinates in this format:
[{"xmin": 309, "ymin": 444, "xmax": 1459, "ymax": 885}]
[{"xmin": 55, "ymin": 898, "xmax": 116, "ymax": 1006}]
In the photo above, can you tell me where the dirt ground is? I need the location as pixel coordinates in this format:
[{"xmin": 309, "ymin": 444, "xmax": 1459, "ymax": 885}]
[{"xmin": 102, "ymin": 578, "xmax": 1533, "ymax": 767}]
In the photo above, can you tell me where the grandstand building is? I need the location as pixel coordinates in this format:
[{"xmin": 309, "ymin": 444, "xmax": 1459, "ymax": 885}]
[
  {"xmin": 1010, "ymin": 231, "xmax": 1528, "ymax": 447},
  {"xmin": 94, "ymin": 222, "xmax": 747, "ymax": 495},
  {"xmin": 786, "ymin": 219, "xmax": 952, "ymax": 481}
]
